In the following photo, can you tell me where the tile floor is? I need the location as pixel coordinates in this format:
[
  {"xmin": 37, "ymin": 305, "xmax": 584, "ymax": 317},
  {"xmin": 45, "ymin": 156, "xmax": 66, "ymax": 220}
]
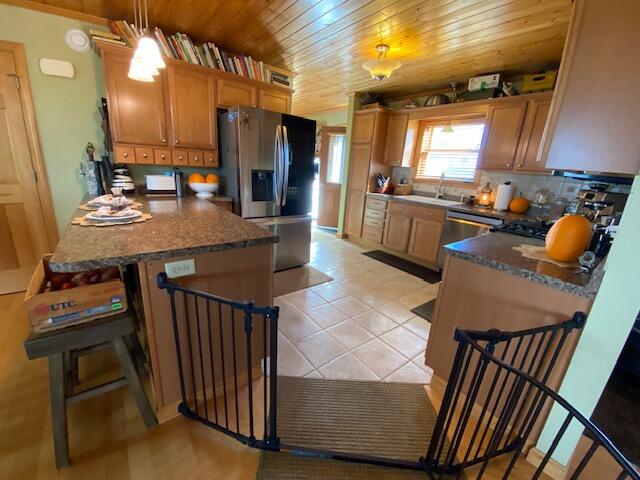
[{"xmin": 275, "ymin": 228, "xmax": 439, "ymax": 384}]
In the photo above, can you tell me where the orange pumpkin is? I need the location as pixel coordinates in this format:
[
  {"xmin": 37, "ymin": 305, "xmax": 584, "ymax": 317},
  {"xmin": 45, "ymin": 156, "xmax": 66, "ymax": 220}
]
[
  {"xmin": 545, "ymin": 215, "xmax": 592, "ymax": 262},
  {"xmin": 509, "ymin": 195, "xmax": 530, "ymax": 214}
]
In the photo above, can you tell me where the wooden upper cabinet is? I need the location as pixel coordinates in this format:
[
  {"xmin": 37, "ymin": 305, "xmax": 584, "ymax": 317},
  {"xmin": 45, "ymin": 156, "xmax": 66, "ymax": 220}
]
[
  {"xmin": 259, "ymin": 88, "xmax": 291, "ymax": 113},
  {"xmin": 103, "ymin": 50, "xmax": 169, "ymax": 146},
  {"xmin": 407, "ymin": 218, "xmax": 443, "ymax": 264},
  {"xmin": 217, "ymin": 78, "xmax": 257, "ymax": 108},
  {"xmin": 540, "ymin": 0, "xmax": 640, "ymax": 174},
  {"xmin": 479, "ymin": 100, "xmax": 527, "ymax": 170},
  {"xmin": 515, "ymin": 94, "xmax": 552, "ymax": 172},
  {"xmin": 383, "ymin": 113, "xmax": 409, "ymax": 166},
  {"xmin": 352, "ymin": 111, "xmax": 377, "ymax": 143},
  {"xmin": 168, "ymin": 64, "xmax": 216, "ymax": 150},
  {"xmin": 349, "ymin": 143, "xmax": 373, "ymax": 192}
]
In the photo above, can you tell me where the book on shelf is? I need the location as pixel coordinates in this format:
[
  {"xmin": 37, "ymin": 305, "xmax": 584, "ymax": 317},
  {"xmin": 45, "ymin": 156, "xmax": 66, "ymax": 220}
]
[{"xmin": 106, "ymin": 20, "xmax": 293, "ymax": 88}]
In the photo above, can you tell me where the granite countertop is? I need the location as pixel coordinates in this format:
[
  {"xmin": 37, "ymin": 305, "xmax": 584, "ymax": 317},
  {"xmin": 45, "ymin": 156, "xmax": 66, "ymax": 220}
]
[
  {"xmin": 49, "ymin": 195, "xmax": 278, "ymax": 272},
  {"xmin": 444, "ymin": 232, "xmax": 603, "ymax": 299}
]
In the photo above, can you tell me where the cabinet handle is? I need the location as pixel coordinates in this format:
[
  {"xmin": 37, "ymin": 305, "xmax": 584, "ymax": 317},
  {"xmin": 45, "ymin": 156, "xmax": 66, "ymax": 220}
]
[
  {"xmin": 175, "ymin": 140, "xmax": 179, "ymax": 144},
  {"xmin": 160, "ymin": 154, "xmax": 166, "ymax": 159},
  {"xmin": 506, "ymin": 163, "xmax": 513, "ymax": 168},
  {"xmin": 122, "ymin": 152, "xmax": 128, "ymax": 158},
  {"xmin": 517, "ymin": 163, "xmax": 523, "ymax": 168},
  {"xmin": 194, "ymin": 156, "xmax": 199, "ymax": 161},
  {"xmin": 162, "ymin": 138, "xmax": 167, "ymax": 143},
  {"xmin": 208, "ymin": 157, "xmax": 214, "ymax": 163},
  {"xmin": 142, "ymin": 153, "xmax": 148, "ymax": 158}
]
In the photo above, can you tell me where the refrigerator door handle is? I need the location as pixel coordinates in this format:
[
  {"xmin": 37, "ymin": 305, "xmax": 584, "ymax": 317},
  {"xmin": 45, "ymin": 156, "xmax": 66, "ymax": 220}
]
[
  {"xmin": 274, "ymin": 125, "xmax": 282, "ymax": 205},
  {"xmin": 281, "ymin": 125, "xmax": 290, "ymax": 206}
]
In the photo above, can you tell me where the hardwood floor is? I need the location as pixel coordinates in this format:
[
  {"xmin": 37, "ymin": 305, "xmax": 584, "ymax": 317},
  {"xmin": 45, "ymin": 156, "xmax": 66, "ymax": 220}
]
[{"xmin": 0, "ymin": 291, "xmax": 601, "ymax": 479}]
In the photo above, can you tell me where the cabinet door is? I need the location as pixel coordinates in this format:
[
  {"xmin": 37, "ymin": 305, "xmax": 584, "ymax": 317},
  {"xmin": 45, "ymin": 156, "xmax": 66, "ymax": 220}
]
[
  {"xmin": 515, "ymin": 97, "xmax": 552, "ymax": 172},
  {"xmin": 103, "ymin": 50, "xmax": 169, "ymax": 146},
  {"xmin": 168, "ymin": 65, "xmax": 216, "ymax": 149},
  {"xmin": 383, "ymin": 214, "xmax": 412, "ymax": 252},
  {"xmin": 352, "ymin": 112, "xmax": 376, "ymax": 143},
  {"xmin": 259, "ymin": 88, "xmax": 291, "ymax": 113},
  {"xmin": 407, "ymin": 218, "xmax": 443, "ymax": 264},
  {"xmin": 217, "ymin": 78, "xmax": 257, "ymax": 108},
  {"xmin": 345, "ymin": 190, "xmax": 366, "ymax": 237},
  {"xmin": 349, "ymin": 143, "xmax": 372, "ymax": 192},
  {"xmin": 479, "ymin": 101, "xmax": 527, "ymax": 170},
  {"xmin": 383, "ymin": 113, "xmax": 409, "ymax": 165}
]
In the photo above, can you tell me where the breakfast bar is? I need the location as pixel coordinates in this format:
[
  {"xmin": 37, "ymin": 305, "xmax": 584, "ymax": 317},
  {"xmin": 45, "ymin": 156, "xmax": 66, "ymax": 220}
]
[{"xmin": 49, "ymin": 196, "xmax": 278, "ymax": 421}]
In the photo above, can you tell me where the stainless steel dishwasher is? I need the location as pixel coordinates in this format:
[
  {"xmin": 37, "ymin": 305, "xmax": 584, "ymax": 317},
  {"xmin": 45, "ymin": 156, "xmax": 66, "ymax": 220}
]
[{"xmin": 437, "ymin": 210, "xmax": 503, "ymax": 269}]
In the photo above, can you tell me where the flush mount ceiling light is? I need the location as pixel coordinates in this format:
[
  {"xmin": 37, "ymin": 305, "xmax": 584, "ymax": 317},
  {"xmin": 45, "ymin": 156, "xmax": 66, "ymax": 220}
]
[
  {"xmin": 128, "ymin": 0, "xmax": 166, "ymax": 82},
  {"xmin": 362, "ymin": 44, "xmax": 401, "ymax": 81}
]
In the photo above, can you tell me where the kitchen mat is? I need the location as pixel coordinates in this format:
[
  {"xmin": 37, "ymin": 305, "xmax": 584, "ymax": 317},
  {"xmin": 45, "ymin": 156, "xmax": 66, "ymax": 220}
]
[
  {"xmin": 411, "ymin": 299, "xmax": 436, "ymax": 323},
  {"xmin": 276, "ymin": 376, "xmax": 440, "ymax": 462},
  {"xmin": 363, "ymin": 250, "xmax": 441, "ymax": 283},
  {"xmin": 274, "ymin": 265, "xmax": 332, "ymax": 297}
]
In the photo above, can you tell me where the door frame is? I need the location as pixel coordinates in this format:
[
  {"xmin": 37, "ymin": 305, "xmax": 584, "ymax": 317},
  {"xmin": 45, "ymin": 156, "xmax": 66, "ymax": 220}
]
[{"xmin": 1, "ymin": 40, "xmax": 58, "ymax": 249}]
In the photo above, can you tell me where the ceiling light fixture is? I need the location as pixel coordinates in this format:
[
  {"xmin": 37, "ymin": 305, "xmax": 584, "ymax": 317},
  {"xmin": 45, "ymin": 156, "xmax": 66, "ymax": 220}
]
[
  {"xmin": 362, "ymin": 44, "xmax": 401, "ymax": 81},
  {"xmin": 128, "ymin": 0, "xmax": 165, "ymax": 82}
]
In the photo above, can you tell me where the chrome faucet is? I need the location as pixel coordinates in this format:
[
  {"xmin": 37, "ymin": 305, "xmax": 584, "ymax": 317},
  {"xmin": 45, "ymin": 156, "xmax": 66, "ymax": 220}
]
[{"xmin": 435, "ymin": 172, "xmax": 446, "ymax": 199}]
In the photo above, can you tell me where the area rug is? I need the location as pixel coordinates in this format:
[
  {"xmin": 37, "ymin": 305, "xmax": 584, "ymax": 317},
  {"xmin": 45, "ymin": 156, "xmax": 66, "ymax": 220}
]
[
  {"xmin": 411, "ymin": 299, "xmax": 437, "ymax": 323},
  {"xmin": 362, "ymin": 251, "xmax": 441, "ymax": 284},
  {"xmin": 274, "ymin": 265, "xmax": 332, "ymax": 297},
  {"xmin": 256, "ymin": 451, "xmax": 429, "ymax": 479},
  {"xmin": 276, "ymin": 376, "xmax": 438, "ymax": 462}
]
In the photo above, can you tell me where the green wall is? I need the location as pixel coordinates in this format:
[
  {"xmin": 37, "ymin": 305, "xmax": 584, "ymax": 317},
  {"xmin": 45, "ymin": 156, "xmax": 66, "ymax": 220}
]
[
  {"xmin": 537, "ymin": 175, "xmax": 640, "ymax": 465},
  {"xmin": 0, "ymin": 4, "xmax": 106, "ymax": 233},
  {"xmin": 307, "ymin": 108, "xmax": 348, "ymax": 126}
]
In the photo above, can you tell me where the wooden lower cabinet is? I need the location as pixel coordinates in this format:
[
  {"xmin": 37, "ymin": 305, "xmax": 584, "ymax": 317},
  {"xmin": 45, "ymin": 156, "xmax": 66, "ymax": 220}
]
[
  {"xmin": 407, "ymin": 218, "xmax": 443, "ymax": 264},
  {"xmin": 383, "ymin": 214, "xmax": 412, "ymax": 252},
  {"xmin": 345, "ymin": 190, "xmax": 366, "ymax": 237}
]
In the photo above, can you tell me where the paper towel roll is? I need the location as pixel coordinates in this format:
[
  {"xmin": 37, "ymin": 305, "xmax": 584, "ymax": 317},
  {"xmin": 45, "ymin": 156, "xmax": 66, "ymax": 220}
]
[{"xmin": 494, "ymin": 182, "xmax": 516, "ymax": 211}]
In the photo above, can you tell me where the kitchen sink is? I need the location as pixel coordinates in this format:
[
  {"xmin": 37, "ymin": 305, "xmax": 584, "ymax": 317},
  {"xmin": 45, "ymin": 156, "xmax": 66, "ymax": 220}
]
[{"xmin": 401, "ymin": 195, "xmax": 463, "ymax": 207}]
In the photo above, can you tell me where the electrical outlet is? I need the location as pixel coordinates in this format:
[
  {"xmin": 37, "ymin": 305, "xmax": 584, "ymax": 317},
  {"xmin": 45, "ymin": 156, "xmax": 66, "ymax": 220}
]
[{"xmin": 164, "ymin": 259, "xmax": 196, "ymax": 278}]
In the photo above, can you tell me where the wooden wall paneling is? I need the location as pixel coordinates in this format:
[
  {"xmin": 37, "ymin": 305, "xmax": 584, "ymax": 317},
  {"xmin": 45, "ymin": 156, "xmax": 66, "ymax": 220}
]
[
  {"xmin": 102, "ymin": 49, "xmax": 169, "ymax": 146},
  {"xmin": 168, "ymin": 64, "xmax": 216, "ymax": 150}
]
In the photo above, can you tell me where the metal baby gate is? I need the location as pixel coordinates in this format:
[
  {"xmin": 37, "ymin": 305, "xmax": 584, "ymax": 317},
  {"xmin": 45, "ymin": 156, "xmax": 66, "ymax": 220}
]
[{"xmin": 158, "ymin": 273, "xmax": 639, "ymax": 479}]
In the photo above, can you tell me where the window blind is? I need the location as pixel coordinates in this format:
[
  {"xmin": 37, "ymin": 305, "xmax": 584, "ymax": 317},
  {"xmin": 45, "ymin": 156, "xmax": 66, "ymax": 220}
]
[{"xmin": 414, "ymin": 120, "xmax": 485, "ymax": 182}]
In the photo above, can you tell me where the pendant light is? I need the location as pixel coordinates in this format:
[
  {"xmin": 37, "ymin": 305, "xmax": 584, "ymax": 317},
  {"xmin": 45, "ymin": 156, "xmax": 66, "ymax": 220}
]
[
  {"xmin": 362, "ymin": 44, "xmax": 401, "ymax": 81},
  {"xmin": 128, "ymin": 0, "xmax": 165, "ymax": 82}
]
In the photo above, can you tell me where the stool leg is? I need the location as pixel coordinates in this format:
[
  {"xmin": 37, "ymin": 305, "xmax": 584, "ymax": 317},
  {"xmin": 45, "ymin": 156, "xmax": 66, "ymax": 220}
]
[
  {"xmin": 49, "ymin": 353, "xmax": 69, "ymax": 468},
  {"xmin": 111, "ymin": 337, "xmax": 157, "ymax": 428}
]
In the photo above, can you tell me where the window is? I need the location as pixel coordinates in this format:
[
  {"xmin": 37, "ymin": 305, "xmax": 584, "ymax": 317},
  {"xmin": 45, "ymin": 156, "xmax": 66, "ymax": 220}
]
[
  {"xmin": 414, "ymin": 118, "xmax": 485, "ymax": 183},
  {"xmin": 325, "ymin": 133, "xmax": 345, "ymax": 184}
]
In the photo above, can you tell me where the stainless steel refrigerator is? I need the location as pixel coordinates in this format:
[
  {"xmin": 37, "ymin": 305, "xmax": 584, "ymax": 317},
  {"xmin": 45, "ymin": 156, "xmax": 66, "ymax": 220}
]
[{"xmin": 218, "ymin": 106, "xmax": 316, "ymax": 271}]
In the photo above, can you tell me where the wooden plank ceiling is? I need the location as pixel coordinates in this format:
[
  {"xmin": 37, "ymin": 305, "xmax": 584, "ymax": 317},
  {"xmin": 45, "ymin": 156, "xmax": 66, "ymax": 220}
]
[{"xmin": 27, "ymin": 0, "xmax": 572, "ymax": 114}]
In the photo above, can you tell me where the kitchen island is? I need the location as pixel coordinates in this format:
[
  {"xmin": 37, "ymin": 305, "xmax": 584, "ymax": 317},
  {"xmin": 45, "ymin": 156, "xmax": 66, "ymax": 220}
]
[{"xmin": 49, "ymin": 196, "xmax": 278, "ymax": 421}]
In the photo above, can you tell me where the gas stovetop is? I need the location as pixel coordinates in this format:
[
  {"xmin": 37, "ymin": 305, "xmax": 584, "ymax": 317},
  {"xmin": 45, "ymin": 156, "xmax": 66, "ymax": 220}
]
[{"xmin": 490, "ymin": 221, "xmax": 551, "ymax": 241}]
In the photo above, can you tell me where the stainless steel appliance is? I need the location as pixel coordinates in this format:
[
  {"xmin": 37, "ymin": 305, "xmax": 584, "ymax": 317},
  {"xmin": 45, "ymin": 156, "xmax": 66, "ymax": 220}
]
[
  {"xmin": 219, "ymin": 106, "xmax": 316, "ymax": 271},
  {"xmin": 437, "ymin": 211, "xmax": 503, "ymax": 268},
  {"xmin": 490, "ymin": 220, "xmax": 551, "ymax": 240},
  {"xmin": 566, "ymin": 189, "xmax": 628, "ymax": 226}
]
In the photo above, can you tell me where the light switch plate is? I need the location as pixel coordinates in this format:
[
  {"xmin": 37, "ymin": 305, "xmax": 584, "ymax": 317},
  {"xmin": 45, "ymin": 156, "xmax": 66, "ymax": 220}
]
[{"xmin": 165, "ymin": 259, "xmax": 196, "ymax": 278}]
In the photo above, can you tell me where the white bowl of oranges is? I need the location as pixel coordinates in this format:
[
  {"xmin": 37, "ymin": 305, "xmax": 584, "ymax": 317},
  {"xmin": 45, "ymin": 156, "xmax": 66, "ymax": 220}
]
[{"xmin": 188, "ymin": 172, "xmax": 219, "ymax": 199}]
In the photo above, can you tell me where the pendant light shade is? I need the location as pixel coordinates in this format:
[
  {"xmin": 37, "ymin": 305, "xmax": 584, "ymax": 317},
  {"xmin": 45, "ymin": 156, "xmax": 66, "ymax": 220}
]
[
  {"xmin": 362, "ymin": 44, "xmax": 401, "ymax": 81},
  {"xmin": 128, "ymin": 0, "xmax": 165, "ymax": 82}
]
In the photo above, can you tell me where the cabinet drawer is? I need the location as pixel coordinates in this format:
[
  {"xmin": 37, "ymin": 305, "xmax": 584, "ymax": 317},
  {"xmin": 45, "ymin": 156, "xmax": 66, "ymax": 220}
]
[
  {"xmin": 363, "ymin": 216, "xmax": 384, "ymax": 229},
  {"xmin": 203, "ymin": 150, "xmax": 219, "ymax": 167},
  {"xmin": 389, "ymin": 202, "xmax": 446, "ymax": 222},
  {"xmin": 364, "ymin": 208, "xmax": 386, "ymax": 221},
  {"xmin": 134, "ymin": 147, "xmax": 154, "ymax": 164},
  {"xmin": 365, "ymin": 197, "xmax": 388, "ymax": 211},
  {"xmin": 172, "ymin": 150, "xmax": 189, "ymax": 166},
  {"xmin": 113, "ymin": 145, "xmax": 135, "ymax": 164},
  {"xmin": 188, "ymin": 151, "xmax": 204, "ymax": 167},
  {"xmin": 362, "ymin": 225, "xmax": 383, "ymax": 244},
  {"xmin": 154, "ymin": 148, "xmax": 172, "ymax": 165}
]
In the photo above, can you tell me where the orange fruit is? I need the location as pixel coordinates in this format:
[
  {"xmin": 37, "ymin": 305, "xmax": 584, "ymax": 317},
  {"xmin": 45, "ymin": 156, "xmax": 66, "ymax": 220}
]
[
  {"xmin": 205, "ymin": 173, "xmax": 219, "ymax": 184},
  {"xmin": 188, "ymin": 172, "xmax": 205, "ymax": 184},
  {"xmin": 545, "ymin": 215, "xmax": 592, "ymax": 262}
]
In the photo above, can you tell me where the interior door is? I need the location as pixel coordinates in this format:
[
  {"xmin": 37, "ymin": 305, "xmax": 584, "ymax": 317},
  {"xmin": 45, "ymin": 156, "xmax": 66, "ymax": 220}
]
[
  {"xmin": 0, "ymin": 47, "xmax": 53, "ymax": 293},
  {"xmin": 316, "ymin": 127, "xmax": 346, "ymax": 228}
]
